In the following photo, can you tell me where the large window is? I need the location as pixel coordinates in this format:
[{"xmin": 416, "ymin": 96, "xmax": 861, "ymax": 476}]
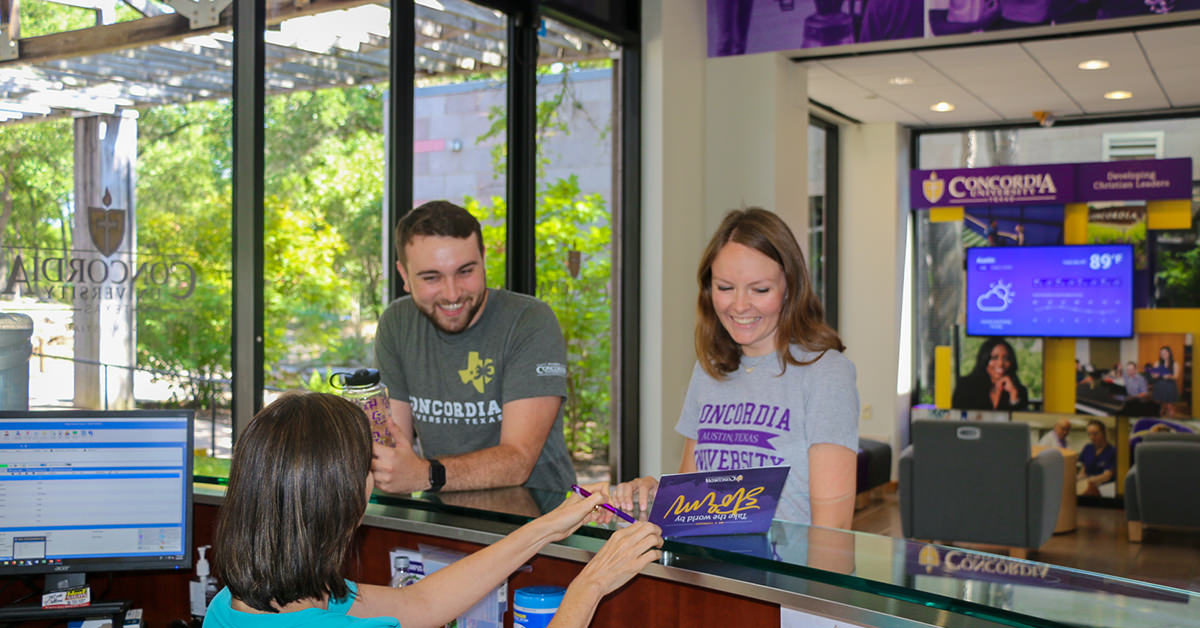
[
  {"xmin": 808, "ymin": 117, "xmax": 839, "ymax": 328},
  {"xmin": 262, "ymin": 5, "xmax": 389, "ymax": 402},
  {"xmin": 0, "ymin": 2, "xmax": 640, "ymax": 482},
  {"xmin": 535, "ymin": 19, "xmax": 619, "ymax": 483},
  {"xmin": 912, "ymin": 120, "xmax": 1200, "ymax": 407},
  {"xmin": 0, "ymin": 5, "xmax": 234, "ymax": 468},
  {"xmin": 412, "ymin": 2, "xmax": 509, "ymax": 281}
]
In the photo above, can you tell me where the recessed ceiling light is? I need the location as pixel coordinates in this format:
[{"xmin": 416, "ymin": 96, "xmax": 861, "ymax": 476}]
[
  {"xmin": 1104, "ymin": 90, "xmax": 1133, "ymax": 100},
  {"xmin": 888, "ymin": 76, "xmax": 914, "ymax": 86},
  {"xmin": 930, "ymin": 101, "xmax": 955, "ymax": 112},
  {"xmin": 1077, "ymin": 59, "xmax": 1110, "ymax": 70}
]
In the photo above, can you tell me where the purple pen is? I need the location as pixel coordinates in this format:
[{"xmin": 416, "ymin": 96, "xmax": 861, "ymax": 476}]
[{"xmin": 571, "ymin": 484, "xmax": 637, "ymax": 524}]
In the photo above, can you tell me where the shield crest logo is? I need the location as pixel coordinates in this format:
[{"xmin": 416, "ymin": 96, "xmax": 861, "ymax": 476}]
[
  {"xmin": 918, "ymin": 544, "xmax": 941, "ymax": 573},
  {"xmin": 89, "ymin": 205, "xmax": 126, "ymax": 257},
  {"xmin": 922, "ymin": 172, "xmax": 945, "ymax": 204}
]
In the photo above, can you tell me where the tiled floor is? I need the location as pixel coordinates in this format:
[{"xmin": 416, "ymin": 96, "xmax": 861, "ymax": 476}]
[{"xmin": 853, "ymin": 491, "xmax": 1200, "ymax": 593}]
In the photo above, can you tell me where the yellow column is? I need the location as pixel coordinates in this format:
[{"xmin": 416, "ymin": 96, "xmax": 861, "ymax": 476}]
[
  {"xmin": 935, "ymin": 346, "xmax": 952, "ymax": 409},
  {"xmin": 1043, "ymin": 203, "xmax": 1089, "ymax": 414}
]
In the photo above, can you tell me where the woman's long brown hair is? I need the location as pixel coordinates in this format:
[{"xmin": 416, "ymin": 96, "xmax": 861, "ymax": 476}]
[{"xmin": 696, "ymin": 208, "xmax": 844, "ymax": 379}]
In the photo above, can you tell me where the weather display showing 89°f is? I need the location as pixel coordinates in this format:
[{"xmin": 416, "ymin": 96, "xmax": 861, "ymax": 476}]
[{"xmin": 966, "ymin": 244, "xmax": 1134, "ymax": 339}]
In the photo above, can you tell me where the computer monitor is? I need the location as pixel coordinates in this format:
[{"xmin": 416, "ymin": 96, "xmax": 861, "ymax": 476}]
[
  {"xmin": 0, "ymin": 410, "xmax": 193, "ymax": 587},
  {"xmin": 965, "ymin": 244, "xmax": 1134, "ymax": 339}
]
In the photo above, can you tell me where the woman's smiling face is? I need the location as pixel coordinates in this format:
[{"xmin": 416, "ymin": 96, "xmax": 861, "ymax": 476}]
[
  {"xmin": 710, "ymin": 241, "xmax": 786, "ymax": 358},
  {"xmin": 987, "ymin": 343, "xmax": 1013, "ymax": 383}
]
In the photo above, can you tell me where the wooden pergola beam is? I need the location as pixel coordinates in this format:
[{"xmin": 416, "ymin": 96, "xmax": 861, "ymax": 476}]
[{"xmin": 0, "ymin": 0, "xmax": 378, "ymax": 67}]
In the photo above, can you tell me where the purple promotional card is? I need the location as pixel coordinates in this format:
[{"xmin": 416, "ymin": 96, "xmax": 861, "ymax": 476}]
[
  {"xmin": 648, "ymin": 466, "xmax": 789, "ymax": 538},
  {"xmin": 965, "ymin": 244, "xmax": 1133, "ymax": 338}
]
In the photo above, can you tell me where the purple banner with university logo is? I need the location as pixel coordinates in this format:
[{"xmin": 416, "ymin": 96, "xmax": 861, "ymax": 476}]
[
  {"xmin": 906, "ymin": 544, "xmax": 1189, "ymax": 603},
  {"xmin": 1077, "ymin": 158, "xmax": 1192, "ymax": 201},
  {"xmin": 911, "ymin": 165, "xmax": 1075, "ymax": 208},
  {"xmin": 648, "ymin": 466, "xmax": 789, "ymax": 538},
  {"xmin": 911, "ymin": 158, "xmax": 1193, "ymax": 209}
]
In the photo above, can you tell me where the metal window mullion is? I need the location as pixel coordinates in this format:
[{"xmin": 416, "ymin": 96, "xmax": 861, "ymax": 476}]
[
  {"xmin": 231, "ymin": 1, "xmax": 265, "ymax": 441},
  {"xmin": 505, "ymin": 3, "xmax": 537, "ymax": 295},
  {"xmin": 388, "ymin": 0, "xmax": 416, "ymax": 302},
  {"xmin": 823, "ymin": 120, "xmax": 839, "ymax": 332},
  {"xmin": 616, "ymin": 43, "xmax": 641, "ymax": 482}
]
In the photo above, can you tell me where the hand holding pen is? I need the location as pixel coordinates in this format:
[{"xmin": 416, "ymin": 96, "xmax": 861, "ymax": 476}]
[{"xmin": 571, "ymin": 484, "xmax": 637, "ymax": 524}]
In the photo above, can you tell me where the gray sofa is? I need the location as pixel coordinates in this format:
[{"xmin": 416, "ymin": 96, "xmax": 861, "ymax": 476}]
[
  {"xmin": 900, "ymin": 420, "xmax": 1063, "ymax": 556},
  {"xmin": 1125, "ymin": 432, "xmax": 1200, "ymax": 542}
]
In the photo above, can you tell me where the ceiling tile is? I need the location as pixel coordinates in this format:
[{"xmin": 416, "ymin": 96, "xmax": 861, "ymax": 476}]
[{"xmin": 798, "ymin": 24, "xmax": 1197, "ymax": 127}]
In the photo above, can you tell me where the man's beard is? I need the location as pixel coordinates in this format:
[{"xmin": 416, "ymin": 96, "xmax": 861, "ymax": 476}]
[{"xmin": 416, "ymin": 290, "xmax": 487, "ymax": 334}]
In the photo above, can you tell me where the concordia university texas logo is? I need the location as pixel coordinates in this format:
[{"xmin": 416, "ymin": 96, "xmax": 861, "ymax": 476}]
[
  {"xmin": 88, "ymin": 188, "xmax": 125, "ymax": 257},
  {"xmin": 458, "ymin": 351, "xmax": 496, "ymax": 394},
  {"xmin": 922, "ymin": 172, "xmax": 945, "ymax": 205}
]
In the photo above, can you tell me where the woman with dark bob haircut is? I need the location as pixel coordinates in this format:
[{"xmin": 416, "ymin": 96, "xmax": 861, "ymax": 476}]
[
  {"xmin": 612, "ymin": 208, "xmax": 860, "ymax": 528},
  {"xmin": 951, "ymin": 337, "xmax": 1029, "ymax": 411},
  {"xmin": 208, "ymin": 391, "xmax": 662, "ymax": 627}
]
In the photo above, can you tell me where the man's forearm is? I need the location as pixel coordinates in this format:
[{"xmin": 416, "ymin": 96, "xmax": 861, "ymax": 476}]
[{"xmin": 439, "ymin": 443, "xmax": 537, "ymax": 491}]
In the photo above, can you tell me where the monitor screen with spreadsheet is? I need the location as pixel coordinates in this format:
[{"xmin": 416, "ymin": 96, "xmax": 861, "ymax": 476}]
[{"xmin": 0, "ymin": 410, "xmax": 193, "ymax": 577}]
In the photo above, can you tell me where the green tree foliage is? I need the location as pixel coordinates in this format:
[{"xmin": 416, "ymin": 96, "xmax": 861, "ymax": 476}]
[
  {"xmin": 1157, "ymin": 240, "xmax": 1200, "ymax": 308},
  {"xmin": 262, "ymin": 86, "xmax": 386, "ymax": 387},
  {"xmin": 0, "ymin": 119, "xmax": 74, "ymax": 272},
  {"xmin": 466, "ymin": 69, "xmax": 614, "ymax": 458},
  {"xmin": 135, "ymin": 84, "xmax": 389, "ymax": 401},
  {"xmin": 136, "ymin": 101, "xmax": 233, "ymax": 405}
]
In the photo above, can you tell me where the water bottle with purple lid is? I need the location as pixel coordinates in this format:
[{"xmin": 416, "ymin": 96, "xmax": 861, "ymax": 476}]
[{"xmin": 332, "ymin": 368, "xmax": 395, "ymax": 446}]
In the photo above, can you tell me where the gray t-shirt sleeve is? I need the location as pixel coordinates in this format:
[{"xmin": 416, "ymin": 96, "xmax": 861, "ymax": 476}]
[
  {"xmin": 804, "ymin": 350, "xmax": 860, "ymax": 451},
  {"xmin": 374, "ymin": 302, "xmax": 408, "ymax": 401},
  {"xmin": 500, "ymin": 299, "xmax": 568, "ymax": 404},
  {"xmin": 675, "ymin": 362, "xmax": 706, "ymax": 440}
]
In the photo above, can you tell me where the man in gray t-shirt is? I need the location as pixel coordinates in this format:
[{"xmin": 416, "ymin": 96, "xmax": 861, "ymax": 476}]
[{"xmin": 372, "ymin": 201, "xmax": 575, "ymax": 493}]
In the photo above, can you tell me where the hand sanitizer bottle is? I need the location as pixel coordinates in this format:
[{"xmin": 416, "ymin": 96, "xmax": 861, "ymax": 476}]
[{"xmin": 189, "ymin": 545, "xmax": 218, "ymax": 626}]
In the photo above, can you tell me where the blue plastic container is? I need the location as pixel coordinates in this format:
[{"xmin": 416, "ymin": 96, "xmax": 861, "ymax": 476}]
[{"xmin": 513, "ymin": 585, "xmax": 566, "ymax": 628}]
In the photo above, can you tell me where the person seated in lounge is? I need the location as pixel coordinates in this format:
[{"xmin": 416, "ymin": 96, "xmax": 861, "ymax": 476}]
[
  {"xmin": 1077, "ymin": 419, "xmax": 1116, "ymax": 497},
  {"xmin": 1122, "ymin": 361, "xmax": 1150, "ymax": 399},
  {"xmin": 1037, "ymin": 417, "xmax": 1070, "ymax": 449},
  {"xmin": 207, "ymin": 391, "xmax": 663, "ymax": 628}
]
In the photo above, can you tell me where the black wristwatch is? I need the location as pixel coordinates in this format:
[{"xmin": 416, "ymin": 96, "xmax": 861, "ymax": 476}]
[{"xmin": 427, "ymin": 458, "xmax": 445, "ymax": 493}]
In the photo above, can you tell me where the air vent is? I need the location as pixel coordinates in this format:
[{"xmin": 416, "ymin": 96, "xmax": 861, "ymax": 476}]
[{"xmin": 1102, "ymin": 131, "xmax": 1164, "ymax": 161}]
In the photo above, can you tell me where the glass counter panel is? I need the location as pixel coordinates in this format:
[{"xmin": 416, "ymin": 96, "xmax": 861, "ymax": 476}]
[{"xmin": 364, "ymin": 486, "xmax": 1200, "ymax": 628}]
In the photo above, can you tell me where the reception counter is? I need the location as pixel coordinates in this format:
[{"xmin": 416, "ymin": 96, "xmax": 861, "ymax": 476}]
[{"xmin": 188, "ymin": 482, "xmax": 1200, "ymax": 628}]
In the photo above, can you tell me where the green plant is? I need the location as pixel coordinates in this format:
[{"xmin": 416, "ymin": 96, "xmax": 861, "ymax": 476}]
[{"xmin": 464, "ymin": 67, "xmax": 615, "ymax": 459}]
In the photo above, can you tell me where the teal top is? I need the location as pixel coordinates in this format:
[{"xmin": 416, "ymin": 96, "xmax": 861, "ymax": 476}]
[{"xmin": 203, "ymin": 581, "xmax": 400, "ymax": 627}]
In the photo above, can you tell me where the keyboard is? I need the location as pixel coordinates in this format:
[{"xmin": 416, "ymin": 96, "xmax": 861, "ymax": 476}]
[{"xmin": 0, "ymin": 599, "xmax": 129, "ymax": 623}]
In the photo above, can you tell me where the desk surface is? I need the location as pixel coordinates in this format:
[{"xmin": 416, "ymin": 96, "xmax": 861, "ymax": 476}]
[{"xmin": 197, "ymin": 480, "xmax": 1200, "ymax": 628}]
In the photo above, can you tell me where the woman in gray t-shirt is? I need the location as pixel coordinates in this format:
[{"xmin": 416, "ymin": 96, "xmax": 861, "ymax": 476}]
[{"xmin": 614, "ymin": 208, "xmax": 859, "ymax": 528}]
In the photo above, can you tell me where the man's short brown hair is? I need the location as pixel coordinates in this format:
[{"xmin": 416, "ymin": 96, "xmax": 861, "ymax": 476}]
[{"xmin": 394, "ymin": 200, "xmax": 483, "ymax": 266}]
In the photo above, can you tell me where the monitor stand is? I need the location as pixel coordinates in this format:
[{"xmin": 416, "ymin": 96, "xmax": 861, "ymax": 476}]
[{"xmin": 0, "ymin": 573, "xmax": 130, "ymax": 623}]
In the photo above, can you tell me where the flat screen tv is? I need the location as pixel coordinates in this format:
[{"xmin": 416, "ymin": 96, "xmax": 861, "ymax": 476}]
[
  {"xmin": 965, "ymin": 244, "xmax": 1134, "ymax": 338},
  {"xmin": 0, "ymin": 410, "xmax": 193, "ymax": 586}
]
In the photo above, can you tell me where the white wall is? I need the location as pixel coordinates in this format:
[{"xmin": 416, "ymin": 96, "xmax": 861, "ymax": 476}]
[
  {"xmin": 838, "ymin": 123, "xmax": 910, "ymax": 464},
  {"xmin": 642, "ymin": 0, "xmax": 818, "ymax": 477},
  {"xmin": 640, "ymin": 0, "xmax": 707, "ymax": 478}
]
